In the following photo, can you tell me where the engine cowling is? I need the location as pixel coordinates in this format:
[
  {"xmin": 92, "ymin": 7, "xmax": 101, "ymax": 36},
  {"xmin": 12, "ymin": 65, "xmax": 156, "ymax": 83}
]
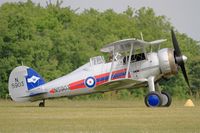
[{"xmin": 157, "ymin": 48, "xmax": 178, "ymax": 77}]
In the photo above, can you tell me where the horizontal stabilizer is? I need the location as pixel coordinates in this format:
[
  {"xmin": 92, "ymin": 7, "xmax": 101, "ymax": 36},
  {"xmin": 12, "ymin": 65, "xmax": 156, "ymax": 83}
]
[{"xmin": 28, "ymin": 87, "xmax": 48, "ymax": 97}]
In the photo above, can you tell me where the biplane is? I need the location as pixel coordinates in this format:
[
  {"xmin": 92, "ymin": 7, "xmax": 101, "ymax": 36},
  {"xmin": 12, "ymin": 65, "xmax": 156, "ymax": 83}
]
[{"xmin": 8, "ymin": 30, "xmax": 190, "ymax": 107}]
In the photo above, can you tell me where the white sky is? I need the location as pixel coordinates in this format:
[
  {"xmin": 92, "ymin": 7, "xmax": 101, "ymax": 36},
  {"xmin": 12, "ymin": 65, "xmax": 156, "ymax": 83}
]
[{"xmin": 0, "ymin": 0, "xmax": 199, "ymax": 41}]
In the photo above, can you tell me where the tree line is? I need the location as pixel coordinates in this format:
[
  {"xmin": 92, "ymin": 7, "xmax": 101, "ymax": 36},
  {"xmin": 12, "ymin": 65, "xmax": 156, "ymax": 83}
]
[{"xmin": 0, "ymin": 0, "xmax": 199, "ymax": 99}]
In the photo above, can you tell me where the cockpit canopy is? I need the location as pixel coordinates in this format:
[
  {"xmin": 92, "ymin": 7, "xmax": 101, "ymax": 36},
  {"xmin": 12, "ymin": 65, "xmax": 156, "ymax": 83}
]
[{"xmin": 90, "ymin": 56, "xmax": 105, "ymax": 66}]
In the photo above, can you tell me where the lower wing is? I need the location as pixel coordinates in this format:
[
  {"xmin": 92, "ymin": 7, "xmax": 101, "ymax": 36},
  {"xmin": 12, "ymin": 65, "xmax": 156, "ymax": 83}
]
[{"xmin": 94, "ymin": 79, "xmax": 146, "ymax": 92}]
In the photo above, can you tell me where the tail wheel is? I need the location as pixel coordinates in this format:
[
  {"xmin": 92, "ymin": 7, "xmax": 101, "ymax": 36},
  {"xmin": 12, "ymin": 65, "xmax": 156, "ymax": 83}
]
[
  {"xmin": 39, "ymin": 102, "xmax": 44, "ymax": 107},
  {"xmin": 39, "ymin": 99, "xmax": 45, "ymax": 107},
  {"xmin": 160, "ymin": 91, "xmax": 172, "ymax": 107},
  {"xmin": 145, "ymin": 92, "xmax": 162, "ymax": 107}
]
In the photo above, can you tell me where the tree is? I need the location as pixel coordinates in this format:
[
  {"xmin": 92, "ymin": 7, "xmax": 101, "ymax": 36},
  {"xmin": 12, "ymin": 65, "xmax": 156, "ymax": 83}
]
[{"xmin": 0, "ymin": 1, "xmax": 199, "ymax": 99}]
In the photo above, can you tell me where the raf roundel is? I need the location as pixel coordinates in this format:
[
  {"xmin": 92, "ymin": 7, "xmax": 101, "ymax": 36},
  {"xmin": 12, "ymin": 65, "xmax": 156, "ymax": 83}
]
[{"xmin": 85, "ymin": 77, "xmax": 96, "ymax": 88}]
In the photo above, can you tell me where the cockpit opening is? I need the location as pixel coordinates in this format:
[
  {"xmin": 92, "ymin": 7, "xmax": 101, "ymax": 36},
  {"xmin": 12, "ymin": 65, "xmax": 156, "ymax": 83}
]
[{"xmin": 123, "ymin": 53, "xmax": 146, "ymax": 64}]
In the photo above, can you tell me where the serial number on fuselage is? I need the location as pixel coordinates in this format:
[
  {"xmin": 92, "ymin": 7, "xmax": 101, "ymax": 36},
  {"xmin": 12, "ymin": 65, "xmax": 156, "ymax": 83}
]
[{"xmin": 50, "ymin": 85, "xmax": 70, "ymax": 94}]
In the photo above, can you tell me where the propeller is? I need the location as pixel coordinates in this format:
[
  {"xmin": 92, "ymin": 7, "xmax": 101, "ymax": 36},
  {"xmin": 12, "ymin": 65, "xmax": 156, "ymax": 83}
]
[{"xmin": 171, "ymin": 29, "xmax": 191, "ymax": 94}]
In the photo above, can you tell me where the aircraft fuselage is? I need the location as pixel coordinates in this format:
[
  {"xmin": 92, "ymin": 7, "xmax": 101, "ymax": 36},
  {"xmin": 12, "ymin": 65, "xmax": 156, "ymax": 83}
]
[{"xmin": 36, "ymin": 52, "xmax": 160, "ymax": 101}]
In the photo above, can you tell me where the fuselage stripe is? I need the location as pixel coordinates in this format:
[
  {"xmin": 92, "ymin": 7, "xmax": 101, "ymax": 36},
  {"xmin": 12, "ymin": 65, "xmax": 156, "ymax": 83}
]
[{"xmin": 68, "ymin": 69, "xmax": 129, "ymax": 90}]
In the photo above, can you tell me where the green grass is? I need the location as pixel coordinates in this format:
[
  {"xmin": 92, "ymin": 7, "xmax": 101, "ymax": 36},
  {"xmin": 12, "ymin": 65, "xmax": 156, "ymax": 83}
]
[{"xmin": 0, "ymin": 99, "xmax": 200, "ymax": 133}]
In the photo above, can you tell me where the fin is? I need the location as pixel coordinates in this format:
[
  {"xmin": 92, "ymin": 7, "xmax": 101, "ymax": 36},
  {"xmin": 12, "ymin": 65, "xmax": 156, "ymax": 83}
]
[{"xmin": 8, "ymin": 66, "xmax": 45, "ymax": 102}]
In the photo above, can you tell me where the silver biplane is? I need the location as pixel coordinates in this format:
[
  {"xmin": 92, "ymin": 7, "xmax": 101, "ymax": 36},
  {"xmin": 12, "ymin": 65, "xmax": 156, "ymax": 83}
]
[{"xmin": 8, "ymin": 30, "xmax": 190, "ymax": 107}]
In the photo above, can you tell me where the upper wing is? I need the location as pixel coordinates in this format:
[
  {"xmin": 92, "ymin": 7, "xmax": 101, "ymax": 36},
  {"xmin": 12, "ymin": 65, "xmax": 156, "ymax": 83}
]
[{"xmin": 100, "ymin": 38, "xmax": 167, "ymax": 53}]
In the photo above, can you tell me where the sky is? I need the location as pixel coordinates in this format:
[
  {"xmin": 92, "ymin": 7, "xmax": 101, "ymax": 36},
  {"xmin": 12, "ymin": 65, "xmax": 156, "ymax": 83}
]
[{"xmin": 0, "ymin": 0, "xmax": 199, "ymax": 41}]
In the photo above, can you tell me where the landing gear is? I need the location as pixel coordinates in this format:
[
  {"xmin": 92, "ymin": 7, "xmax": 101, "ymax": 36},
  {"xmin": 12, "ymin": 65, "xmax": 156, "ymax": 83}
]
[
  {"xmin": 39, "ymin": 99, "xmax": 45, "ymax": 107},
  {"xmin": 145, "ymin": 76, "xmax": 172, "ymax": 107},
  {"xmin": 145, "ymin": 92, "xmax": 162, "ymax": 107}
]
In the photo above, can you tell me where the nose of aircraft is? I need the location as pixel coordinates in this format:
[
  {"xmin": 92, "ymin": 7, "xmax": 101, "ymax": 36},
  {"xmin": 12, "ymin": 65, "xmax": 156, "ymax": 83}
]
[{"xmin": 182, "ymin": 55, "xmax": 187, "ymax": 63}]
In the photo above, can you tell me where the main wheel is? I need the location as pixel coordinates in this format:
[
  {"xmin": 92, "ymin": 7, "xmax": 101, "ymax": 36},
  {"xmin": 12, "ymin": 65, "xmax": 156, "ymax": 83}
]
[
  {"xmin": 160, "ymin": 91, "xmax": 172, "ymax": 107},
  {"xmin": 145, "ymin": 92, "xmax": 162, "ymax": 107}
]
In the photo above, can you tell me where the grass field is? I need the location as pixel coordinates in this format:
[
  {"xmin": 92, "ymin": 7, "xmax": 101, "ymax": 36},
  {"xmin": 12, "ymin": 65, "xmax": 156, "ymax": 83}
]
[{"xmin": 0, "ymin": 99, "xmax": 200, "ymax": 133}]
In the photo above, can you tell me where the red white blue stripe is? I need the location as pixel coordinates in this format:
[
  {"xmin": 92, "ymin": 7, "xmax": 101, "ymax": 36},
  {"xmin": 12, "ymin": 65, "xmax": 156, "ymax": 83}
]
[{"xmin": 68, "ymin": 69, "xmax": 130, "ymax": 90}]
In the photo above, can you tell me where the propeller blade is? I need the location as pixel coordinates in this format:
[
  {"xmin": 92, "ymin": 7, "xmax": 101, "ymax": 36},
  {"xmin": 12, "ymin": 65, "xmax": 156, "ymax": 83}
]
[
  {"xmin": 171, "ymin": 29, "xmax": 181, "ymax": 56},
  {"xmin": 180, "ymin": 63, "xmax": 192, "ymax": 95},
  {"xmin": 171, "ymin": 29, "xmax": 192, "ymax": 95},
  {"xmin": 180, "ymin": 63, "xmax": 190, "ymax": 88}
]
